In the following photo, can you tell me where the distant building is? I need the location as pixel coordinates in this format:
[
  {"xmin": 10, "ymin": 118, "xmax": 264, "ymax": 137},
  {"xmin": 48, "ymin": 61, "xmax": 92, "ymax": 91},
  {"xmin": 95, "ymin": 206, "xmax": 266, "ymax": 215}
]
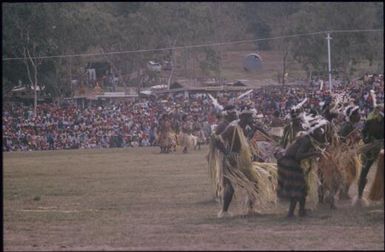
[
  {"xmin": 5, "ymin": 85, "xmax": 51, "ymax": 105},
  {"xmin": 85, "ymin": 62, "xmax": 111, "ymax": 81},
  {"xmin": 147, "ymin": 61, "xmax": 162, "ymax": 72}
]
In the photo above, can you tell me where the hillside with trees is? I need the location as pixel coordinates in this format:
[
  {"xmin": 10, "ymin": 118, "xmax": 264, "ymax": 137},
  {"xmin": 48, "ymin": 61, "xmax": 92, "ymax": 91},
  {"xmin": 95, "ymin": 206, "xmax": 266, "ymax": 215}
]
[{"xmin": 3, "ymin": 2, "xmax": 383, "ymax": 98}]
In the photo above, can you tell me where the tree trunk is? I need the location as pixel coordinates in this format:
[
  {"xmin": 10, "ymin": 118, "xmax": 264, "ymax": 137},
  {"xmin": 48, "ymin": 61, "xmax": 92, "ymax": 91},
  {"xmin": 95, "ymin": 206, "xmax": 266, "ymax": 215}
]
[
  {"xmin": 282, "ymin": 49, "xmax": 289, "ymax": 87},
  {"xmin": 167, "ymin": 38, "xmax": 178, "ymax": 90},
  {"xmin": 23, "ymin": 46, "xmax": 39, "ymax": 118},
  {"xmin": 69, "ymin": 57, "xmax": 73, "ymax": 97},
  {"xmin": 33, "ymin": 66, "xmax": 38, "ymax": 117}
]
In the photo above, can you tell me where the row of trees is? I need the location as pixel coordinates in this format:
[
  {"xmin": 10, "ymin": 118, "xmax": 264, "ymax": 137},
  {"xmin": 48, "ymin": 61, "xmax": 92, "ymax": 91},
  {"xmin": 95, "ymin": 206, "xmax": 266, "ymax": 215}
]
[
  {"xmin": 244, "ymin": 2, "xmax": 383, "ymax": 83},
  {"xmin": 3, "ymin": 2, "xmax": 384, "ymax": 99}
]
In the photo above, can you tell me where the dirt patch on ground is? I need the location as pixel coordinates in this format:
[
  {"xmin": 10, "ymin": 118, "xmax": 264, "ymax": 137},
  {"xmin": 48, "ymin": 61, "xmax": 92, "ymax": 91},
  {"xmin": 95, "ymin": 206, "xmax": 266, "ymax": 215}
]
[{"xmin": 3, "ymin": 146, "xmax": 384, "ymax": 251}]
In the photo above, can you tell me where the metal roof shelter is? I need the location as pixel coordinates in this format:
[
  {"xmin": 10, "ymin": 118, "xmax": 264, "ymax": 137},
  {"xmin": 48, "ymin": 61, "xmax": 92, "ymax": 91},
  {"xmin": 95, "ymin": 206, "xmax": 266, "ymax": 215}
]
[{"xmin": 243, "ymin": 53, "xmax": 263, "ymax": 72}]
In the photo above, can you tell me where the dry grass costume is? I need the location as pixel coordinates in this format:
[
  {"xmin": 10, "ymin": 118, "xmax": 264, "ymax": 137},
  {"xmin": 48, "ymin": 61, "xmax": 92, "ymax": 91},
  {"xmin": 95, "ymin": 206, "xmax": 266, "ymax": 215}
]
[
  {"xmin": 158, "ymin": 114, "xmax": 173, "ymax": 153},
  {"xmin": 368, "ymin": 149, "xmax": 384, "ymax": 201},
  {"xmin": 239, "ymin": 106, "xmax": 278, "ymax": 215},
  {"xmin": 179, "ymin": 114, "xmax": 194, "ymax": 153},
  {"xmin": 357, "ymin": 98, "xmax": 384, "ymax": 203},
  {"xmin": 207, "ymin": 105, "xmax": 236, "ymax": 204},
  {"xmin": 337, "ymin": 105, "xmax": 362, "ymax": 199},
  {"xmin": 208, "ymin": 105, "xmax": 277, "ymax": 217},
  {"xmin": 317, "ymin": 105, "xmax": 362, "ymax": 208}
]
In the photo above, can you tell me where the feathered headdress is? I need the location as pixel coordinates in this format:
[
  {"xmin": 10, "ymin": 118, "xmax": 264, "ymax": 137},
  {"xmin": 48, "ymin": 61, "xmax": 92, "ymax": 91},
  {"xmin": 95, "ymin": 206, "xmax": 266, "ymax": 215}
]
[
  {"xmin": 301, "ymin": 113, "xmax": 323, "ymax": 131},
  {"xmin": 343, "ymin": 105, "xmax": 359, "ymax": 121},
  {"xmin": 295, "ymin": 112, "xmax": 329, "ymax": 137},
  {"xmin": 291, "ymin": 97, "xmax": 308, "ymax": 112},
  {"xmin": 306, "ymin": 118, "xmax": 329, "ymax": 135},
  {"xmin": 289, "ymin": 98, "xmax": 307, "ymax": 119},
  {"xmin": 208, "ymin": 91, "xmax": 254, "ymax": 117},
  {"xmin": 237, "ymin": 89, "xmax": 253, "ymax": 100},
  {"xmin": 239, "ymin": 105, "xmax": 257, "ymax": 117},
  {"xmin": 208, "ymin": 94, "xmax": 224, "ymax": 111}
]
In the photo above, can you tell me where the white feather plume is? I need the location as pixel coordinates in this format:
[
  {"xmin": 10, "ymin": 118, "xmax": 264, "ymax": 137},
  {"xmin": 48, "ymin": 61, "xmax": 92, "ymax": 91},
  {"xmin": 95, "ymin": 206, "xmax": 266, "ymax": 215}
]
[
  {"xmin": 306, "ymin": 119, "xmax": 329, "ymax": 134},
  {"xmin": 237, "ymin": 89, "xmax": 253, "ymax": 100},
  {"xmin": 301, "ymin": 113, "xmax": 323, "ymax": 130},
  {"xmin": 291, "ymin": 97, "xmax": 308, "ymax": 111},
  {"xmin": 343, "ymin": 105, "xmax": 352, "ymax": 119},
  {"xmin": 343, "ymin": 105, "xmax": 359, "ymax": 120},
  {"xmin": 229, "ymin": 119, "xmax": 240, "ymax": 127},
  {"xmin": 208, "ymin": 94, "xmax": 224, "ymax": 111}
]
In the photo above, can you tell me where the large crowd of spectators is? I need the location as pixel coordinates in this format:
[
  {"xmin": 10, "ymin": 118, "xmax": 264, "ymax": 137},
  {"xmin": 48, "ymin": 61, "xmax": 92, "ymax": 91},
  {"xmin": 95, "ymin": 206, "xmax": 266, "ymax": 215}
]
[
  {"xmin": 2, "ymin": 96, "xmax": 213, "ymax": 152},
  {"xmin": 3, "ymin": 74, "xmax": 383, "ymax": 152}
]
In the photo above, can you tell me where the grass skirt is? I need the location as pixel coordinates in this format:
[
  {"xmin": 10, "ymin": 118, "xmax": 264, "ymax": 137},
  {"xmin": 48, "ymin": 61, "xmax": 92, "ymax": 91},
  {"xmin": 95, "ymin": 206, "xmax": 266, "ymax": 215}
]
[
  {"xmin": 369, "ymin": 150, "xmax": 384, "ymax": 201},
  {"xmin": 277, "ymin": 157, "xmax": 319, "ymax": 209}
]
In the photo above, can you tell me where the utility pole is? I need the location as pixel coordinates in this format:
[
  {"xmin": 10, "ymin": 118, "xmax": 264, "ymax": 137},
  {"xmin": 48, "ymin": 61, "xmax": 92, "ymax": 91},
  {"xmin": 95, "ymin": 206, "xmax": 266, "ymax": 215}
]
[
  {"xmin": 69, "ymin": 57, "xmax": 73, "ymax": 97},
  {"xmin": 326, "ymin": 32, "xmax": 332, "ymax": 92}
]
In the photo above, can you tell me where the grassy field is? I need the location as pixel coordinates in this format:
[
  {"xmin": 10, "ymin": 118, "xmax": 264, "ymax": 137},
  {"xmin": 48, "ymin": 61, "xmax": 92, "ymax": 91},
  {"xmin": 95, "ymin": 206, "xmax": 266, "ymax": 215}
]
[{"xmin": 3, "ymin": 146, "xmax": 384, "ymax": 251}]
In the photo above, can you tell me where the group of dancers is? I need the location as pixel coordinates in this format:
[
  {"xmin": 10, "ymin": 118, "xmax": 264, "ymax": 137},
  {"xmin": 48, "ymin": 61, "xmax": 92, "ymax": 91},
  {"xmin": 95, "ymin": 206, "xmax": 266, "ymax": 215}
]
[{"xmin": 207, "ymin": 90, "xmax": 384, "ymax": 218}]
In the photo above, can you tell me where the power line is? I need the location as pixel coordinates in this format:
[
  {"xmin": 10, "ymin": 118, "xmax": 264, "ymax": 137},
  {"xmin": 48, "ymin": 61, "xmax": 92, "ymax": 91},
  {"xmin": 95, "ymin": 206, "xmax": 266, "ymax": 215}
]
[{"xmin": 2, "ymin": 29, "xmax": 383, "ymax": 61}]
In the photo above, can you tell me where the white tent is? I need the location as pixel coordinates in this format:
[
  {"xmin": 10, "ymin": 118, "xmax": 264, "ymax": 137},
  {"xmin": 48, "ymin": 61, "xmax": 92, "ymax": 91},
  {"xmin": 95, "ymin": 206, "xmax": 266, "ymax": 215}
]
[
  {"xmin": 140, "ymin": 90, "xmax": 153, "ymax": 95},
  {"xmin": 30, "ymin": 85, "xmax": 45, "ymax": 91},
  {"xmin": 11, "ymin": 86, "xmax": 26, "ymax": 92},
  {"xmin": 11, "ymin": 85, "xmax": 44, "ymax": 92},
  {"xmin": 150, "ymin": 85, "xmax": 168, "ymax": 90}
]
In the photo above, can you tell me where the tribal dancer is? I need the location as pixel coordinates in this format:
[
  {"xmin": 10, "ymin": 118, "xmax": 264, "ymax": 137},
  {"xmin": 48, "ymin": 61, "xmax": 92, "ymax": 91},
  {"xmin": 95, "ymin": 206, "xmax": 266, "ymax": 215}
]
[
  {"xmin": 280, "ymin": 98, "xmax": 307, "ymax": 149},
  {"xmin": 207, "ymin": 105, "xmax": 238, "ymax": 209},
  {"xmin": 158, "ymin": 113, "xmax": 173, "ymax": 153},
  {"xmin": 192, "ymin": 115, "xmax": 205, "ymax": 150},
  {"xmin": 180, "ymin": 114, "xmax": 194, "ymax": 153},
  {"xmin": 212, "ymin": 105, "xmax": 277, "ymax": 217},
  {"xmin": 356, "ymin": 91, "xmax": 384, "ymax": 205},
  {"xmin": 337, "ymin": 105, "xmax": 362, "ymax": 199},
  {"xmin": 277, "ymin": 118, "xmax": 329, "ymax": 217},
  {"xmin": 317, "ymin": 104, "xmax": 361, "ymax": 208},
  {"xmin": 238, "ymin": 106, "xmax": 278, "ymax": 216}
]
